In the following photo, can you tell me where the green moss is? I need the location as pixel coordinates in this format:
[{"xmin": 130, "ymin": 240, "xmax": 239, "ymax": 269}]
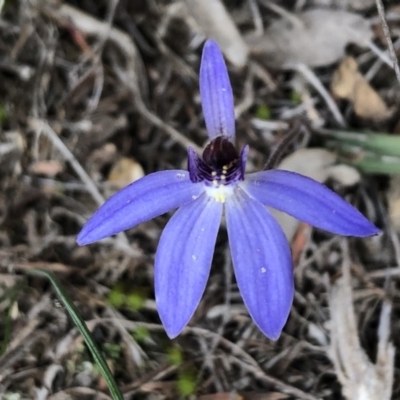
[
  {"xmin": 103, "ymin": 343, "xmax": 122, "ymax": 360},
  {"xmin": 290, "ymin": 91, "xmax": 302, "ymax": 104},
  {"xmin": 177, "ymin": 370, "xmax": 196, "ymax": 397},
  {"xmin": 255, "ymin": 104, "xmax": 271, "ymax": 120},
  {"xmin": 0, "ymin": 104, "xmax": 7, "ymax": 124},
  {"xmin": 132, "ymin": 326, "xmax": 150, "ymax": 341},
  {"xmin": 126, "ymin": 291, "xmax": 146, "ymax": 311},
  {"xmin": 107, "ymin": 285, "xmax": 147, "ymax": 311},
  {"xmin": 107, "ymin": 287, "xmax": 125, "ymax": 307},
  {"xmin": 167, "ymin": 346, "xmax": 183, "ymax": 366}
]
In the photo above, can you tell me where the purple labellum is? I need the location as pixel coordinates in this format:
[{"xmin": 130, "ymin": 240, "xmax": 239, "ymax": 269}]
[{"xmin": 188, "ymin": 136, "xmax": 245, "ymax": 188}]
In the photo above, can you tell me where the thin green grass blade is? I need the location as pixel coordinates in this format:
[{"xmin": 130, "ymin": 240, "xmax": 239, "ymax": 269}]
[
  {"xmin": 320, "ymin": 129, "xmax": 400, "ymax": 158},
  {"xmin": 340, "ymin": 153, "xmax": 400, "ymax": 174},
  {"xmin": 28, "ymin": 269, "xmax": 123, "ymax": 400},
  {"xmin": 332, "ymin": 141, "xmax": 400, "ymax": 174},
  {"xmin": 319, "ymin": 128, "xmax": 400, "ymax": 174}
]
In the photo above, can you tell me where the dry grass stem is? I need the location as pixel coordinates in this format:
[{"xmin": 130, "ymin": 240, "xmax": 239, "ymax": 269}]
[
  {"xmin": 296, "ymin": 63, "xmax": 346, "ymax": 127},
  {"xmin": 328, "ymin": 242, "xmax": 395, "ymax": 400},
  {"xmin": 375, "ymin": 0, "xmax": 400, "ymax": 86}
]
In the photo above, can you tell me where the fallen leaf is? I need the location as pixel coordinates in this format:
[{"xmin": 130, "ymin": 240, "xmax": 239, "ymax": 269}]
[
  {"xmin": 246, "ymin": 9, "xmax": 372, "ymax": 68},
  {"xmin": 326, "ymin": 164, "xmax": 361, "ymax": 187},
  {"xmin": 88, "ymin": 142, "xmax": 117, "ymax": 174},
  {"xmin": 331, "ymin": 57, "xmax": 359, "ymax": 99},
  {"xmin": 331, "ymin": 57, "xmax": 392, "ymax": 120},
  {"xmin": 107, "ymin": 157, "xmax": 145, "ymax": 188},
  {"xmin": 184, "ymin": 0, "xmax": 248, "ymax": 68},
  {"xmin": 278, "ymin": 148, "xmax": 336, "ymax": 181},
  {"xmin": 30, "ymin": 160, "xmax": 64, "ymax": 177},
  {"xmin": 352, "ymin": 77, "xmax": 392, "ymax": 120}
]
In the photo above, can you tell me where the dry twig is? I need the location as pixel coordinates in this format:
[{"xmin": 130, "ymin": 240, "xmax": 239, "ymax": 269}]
[
  {"xmin": 28, "ymin": 118, "xmax": 140, "ymax": 257},
  {"xmin": 375, "ymin": 0, "xmax": 400, "ymax": 86}
]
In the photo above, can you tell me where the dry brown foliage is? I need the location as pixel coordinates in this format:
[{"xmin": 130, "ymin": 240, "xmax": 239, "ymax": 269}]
[{"xmin": 0, "ymin": 1, "xmax": 399, "ymax": 399}]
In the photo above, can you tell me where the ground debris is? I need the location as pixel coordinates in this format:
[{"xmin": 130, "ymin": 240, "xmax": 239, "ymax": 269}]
[
  {"xmin": 331, "ymin": 57, "xmax": 393, "ymax": 120},
  {"xmin": 0, "ymin": 1, "xmax": 399, "ymax": 399},
  {"xmin": 328, "ymin": 243, "xmax": 395, "ymax": 400},
  {"xmin": 246, "ymin": 9, "xmax": 372, "ymax": 68}
]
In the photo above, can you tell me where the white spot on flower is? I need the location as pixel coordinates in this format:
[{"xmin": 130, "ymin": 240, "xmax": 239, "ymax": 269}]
[
  {"xmin": 261, "ymin": 267, "xmax": 267, "ymax": 274},
  {"xmin": 192, "ymin": 255, "xmax": 197, "ymax": 261},
  {"xmin": 176, "ymin": 173, "xmax": 185, "ymax": 179},
  {"xmin": 204, "ymin": 184, "xmax": 235, "ymax": 203}
]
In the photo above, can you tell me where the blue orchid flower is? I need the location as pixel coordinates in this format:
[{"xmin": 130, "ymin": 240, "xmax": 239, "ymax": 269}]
[{"xmin": 77, "ymin": 39, "xmax": 379, "ymax": 340}]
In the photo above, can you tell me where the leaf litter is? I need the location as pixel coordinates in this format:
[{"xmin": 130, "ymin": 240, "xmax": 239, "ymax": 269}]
[
  {"xmin": 0, "ymin": 0, "xmax": 400, "ymax": 399},
  {"xmin": 246, "ymin": 9, "xmax": 373, "ymax": 68},
  {"xmin": 331, "ymin": 57, "xmax": 393, "ymax": 120}
]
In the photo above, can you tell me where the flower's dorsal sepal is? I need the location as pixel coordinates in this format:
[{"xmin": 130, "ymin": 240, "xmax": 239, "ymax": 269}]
[
  {"xmin": 188, "ymin": 136, "xmax": 245, "ymax": 188},
  {"xmin": 200, "ymin": 39, "xmax": 235, "ymax": 139}
]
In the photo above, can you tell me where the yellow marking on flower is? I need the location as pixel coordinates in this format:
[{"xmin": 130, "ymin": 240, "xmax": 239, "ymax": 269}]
[
  {"xmin": 205, "ymin": 182, "xmax": 235, "ymax": 203},
  {"xmin": 211, "ymin": 171, "xmax": 217, "ymax": 176},
  {"xmin": 212, "ymin": 179, "xmax": 218, "ymax": 187},
  {"xmin": 221, "ymin": 175, "xmax": 226, "ymax": 180},
  {"xmin": 214, "ymin": 193, "xmax": 227, "ymax": 203}
]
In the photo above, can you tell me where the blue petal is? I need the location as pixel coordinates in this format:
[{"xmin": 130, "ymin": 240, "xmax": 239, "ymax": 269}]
[
  {"xmin": 225, "ymin": 189, "xmax": 294, "ymax": 340},
  {"xmin": 155, "ymin": 193, "xmax": 223, "ymax": 338},
  {"xmin": 241, "ymin": 170, "xmax": 380, "ymax": 237},
  {"xmin": 77, "ymin": 170, "xmax": 204, "ymax": 245},
  {"xmin": 200, "ymin": 39, "xmax": 235, "ymax": 139}
]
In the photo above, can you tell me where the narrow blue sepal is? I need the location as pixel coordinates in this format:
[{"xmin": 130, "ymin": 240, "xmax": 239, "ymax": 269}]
[
  {"xmin": 155, "ymin": 194, "xmax": 223, "ymax": 338},
  {"xmin": 226, "ymin": 189, "xmax": 294, "ymax": 340},
  {"xmin": 200, "ymin": 39, "xmax": 235, "ymax": 139},
  {"xmin": 77, "ymin": 170, "xmax": 204, "ymax": 245},
  {"xmin": 242, "ymin": 170, "xmax": 380, "ymax": 237}
]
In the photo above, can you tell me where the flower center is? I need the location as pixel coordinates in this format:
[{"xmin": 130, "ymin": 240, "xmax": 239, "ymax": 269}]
[
  {"xmin": 188, "ymin": 136, "xmax": 247, "ymax": 202},
  {"xmin": 204, "ymin": 182, "xmax": 235, "ymax": 203}
]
